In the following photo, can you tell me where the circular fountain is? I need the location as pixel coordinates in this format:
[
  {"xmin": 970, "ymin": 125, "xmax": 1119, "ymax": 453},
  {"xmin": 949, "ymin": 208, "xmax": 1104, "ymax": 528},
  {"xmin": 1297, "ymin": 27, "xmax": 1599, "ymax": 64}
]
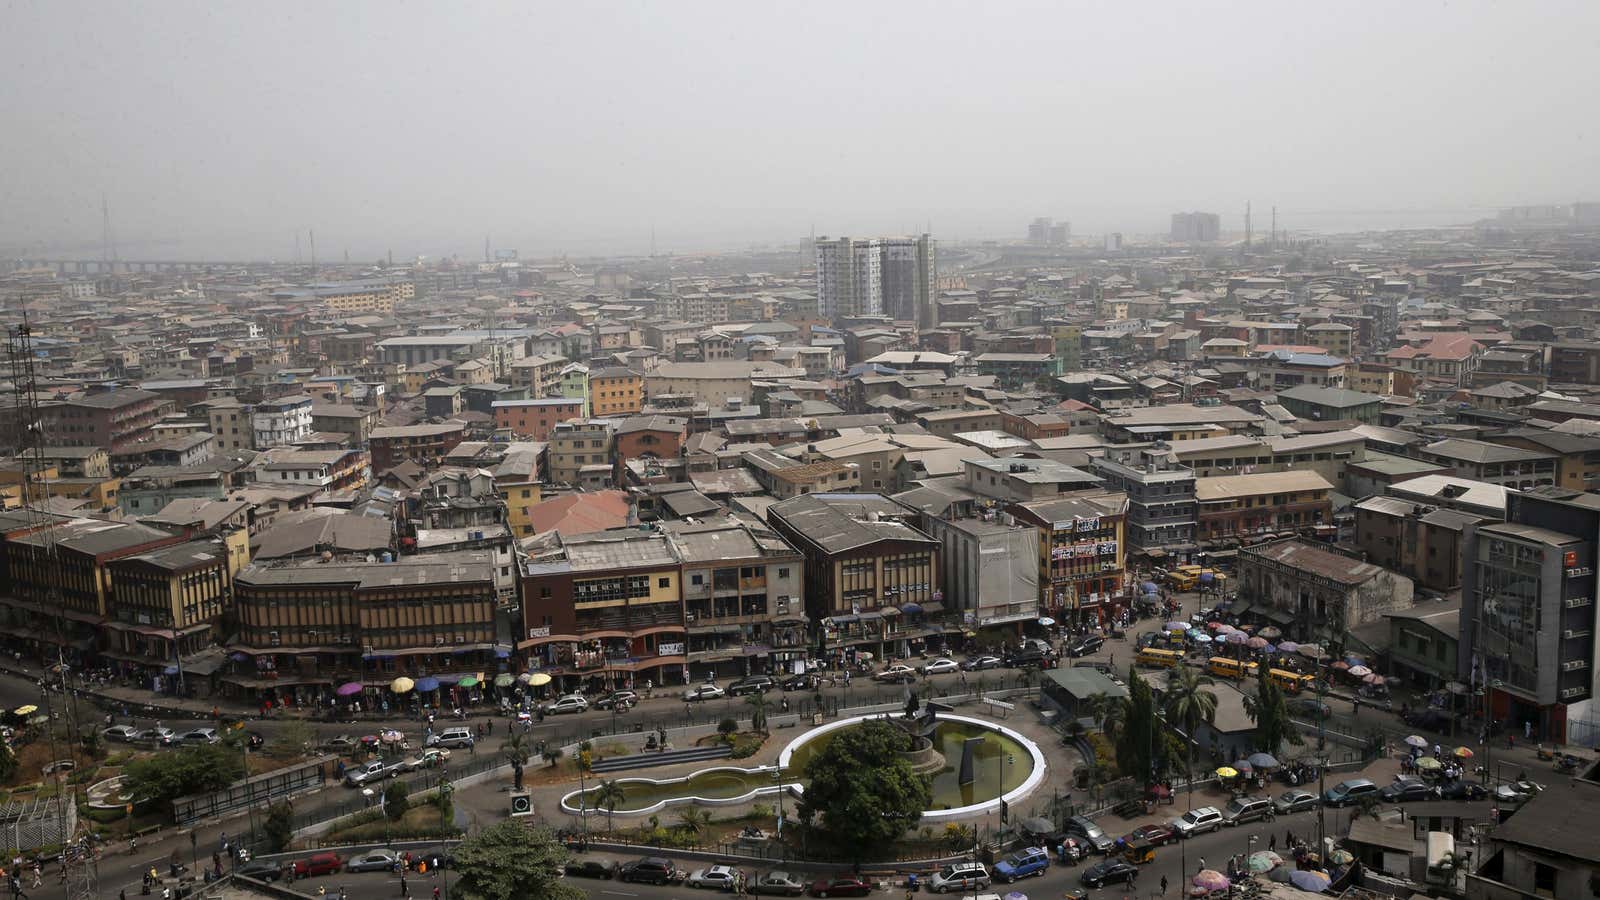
[{"xmin": 559, "ymin": 712, "xmax": 1045, "ymax": 823}]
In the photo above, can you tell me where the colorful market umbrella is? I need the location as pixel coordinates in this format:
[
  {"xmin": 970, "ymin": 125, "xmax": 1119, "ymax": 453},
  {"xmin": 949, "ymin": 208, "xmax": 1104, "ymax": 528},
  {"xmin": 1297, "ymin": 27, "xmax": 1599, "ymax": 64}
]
[
  {"xmin": 1167, "ymin": 621, "xmax": 1191, "ymax": 631},
  {"xmin": 415, "ymin": 677, "xmax": 441, "ymax": 692},
  {"xmin": 1297, "ymin": 644, "xmax": 1326, "ymax": 659},
  {"xmin": 379, "ymin": 729, "xmax": 405, "ymax": 744},
  {"xmin": 1277, "ymin": 641, "xmax": 1300, "ymax": 652},
  {"xmin": 390, "ymin": 676, "xmax": 415, "ymax": 694},
  {"xmin": 1225, "ymin": 631, "xmax": 1248, "ymax": 644},
  {"xmin": 1037, "ymin": 617, "xmax": 1057, "ymax": 627},
  {"xmin": 1289, "ymin": 870, "xmax": 1331, "ymax": 892},
  {"xmin": 1192, "ymin": 633, "xmax": 1214, "ymax": 643},
  {"xmin": 1247, "ymin": 636, "xmax": 1269, "ymax": 649},
  {"xmin": 1248, "ymin": 752, "xmax": 1279, "ymax": 769},
  {"xmin": 1404, "ymin": 734, "xmax": 1429, "ymax": 748},
  {"xmin": 336, "ymin": 682, "xmax": 364, "ymax": 697},
  {"xmin": 1247, "ymin": 851, "xmax": 1283, "ymax": 873},
  {"xmin": 1263, "ymin": 644, "xmax": 1278, "ymax": 653},
  {"xmin": 1193, "ymin": 870, "xmax": 1230, "ymax": 892},
  {"xmin": 1207, "ymin": 621, "xmax": 1228, "ymax": 631},
  {"xmin": 1329, "ymin": 849, "xmax": 1354, "ymax": 865},
  {"xmin": 1215, "ymin": 766, "xmax": 1238, "ymax": 779},
  {"xmin": 1363, "ymin": 673, "xmax": 1386, "ymax": 685},
  {"xmin": 493, "ymin": 673, "xmax": 515, "ymax": 687},
  {"xmin": 526, "ymin": 673, "xmax": 552, "ymax": 687},
  {"xmin": 12, "ymin": 705, "xmax": 36, "ymax": 716},
  {"xmin": 1329, "ymin": 660, "xmax": 1351, "ymax": 671},
  {"xmin": 1232, "ymin": 760, "xmax": 1254, "ymax": 773},
  {"xmin": 1142, "ymin": 581, "xmax": 1160, "ymax": 594},
  {"xmin": 1258, "ymin": 626, "xmax": 1282, "ymax": 639},
  {"xmin": 1003, "ymin": 893, "xmax": 1027, "ymax": 900},
  {"xmin": 1453, "ymin": 746, "xmax": 1475, "ymax": 759},
  {"xmin": 1348, "ymin": 665, "xmax": 1372, "ymax": 677},
  {"xmin": 1415, "ymin": 756, "xmax": 1442, "ymax": 771},
  {"xmin": 457, "ymin": 675, "xmax": 479, "ymax": 688}
]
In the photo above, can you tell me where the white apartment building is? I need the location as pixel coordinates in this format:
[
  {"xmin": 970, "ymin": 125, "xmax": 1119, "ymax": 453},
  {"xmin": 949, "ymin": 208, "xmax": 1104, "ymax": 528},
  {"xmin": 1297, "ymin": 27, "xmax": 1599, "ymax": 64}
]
[
  {"xmin": 251, "ymin": 395, "xmax": 314, "ymax": 449},
  {"xmin": 815, "ymin": 236, "xmax": 882, "ymax": 319}
]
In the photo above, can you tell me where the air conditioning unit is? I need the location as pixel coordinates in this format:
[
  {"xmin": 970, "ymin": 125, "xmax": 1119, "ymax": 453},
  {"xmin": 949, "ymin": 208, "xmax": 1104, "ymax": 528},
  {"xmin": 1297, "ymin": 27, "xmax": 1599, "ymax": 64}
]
[{"xmin": 1560, "ymin": 659, "xmax": 1588, "ymax": 672}]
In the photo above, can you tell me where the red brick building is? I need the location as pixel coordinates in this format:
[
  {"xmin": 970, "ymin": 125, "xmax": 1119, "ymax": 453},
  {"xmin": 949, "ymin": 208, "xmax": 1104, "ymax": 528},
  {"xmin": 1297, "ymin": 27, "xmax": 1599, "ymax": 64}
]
[
  {"xmin": 369, "ymin": 422, "xmax": 465, "ymax": 472},
  {"xmin": 42, "ymin": 388, "xmax": 170, "ymax": 453},
  {"xmin": 614, "ymin": 415, "xmax": 687, "ymax": 471},
  {"xmin": 491, "ymin": 398, "xmax": 586, "ymax": 440}
]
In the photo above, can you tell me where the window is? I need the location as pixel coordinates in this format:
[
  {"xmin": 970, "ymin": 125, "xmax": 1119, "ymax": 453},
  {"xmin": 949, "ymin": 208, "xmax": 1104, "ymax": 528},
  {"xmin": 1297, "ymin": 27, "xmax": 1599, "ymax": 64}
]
[
  {"xmin": 777, "ymin": 567, "xmax": 789, "ymax": 579},
  {"xmin": 691, "ymin": 574, "xmax": 703, "ymax": 586},
  {"xmin": 658, "ymin": 577, "xmax": 671, "ymax": 589}
]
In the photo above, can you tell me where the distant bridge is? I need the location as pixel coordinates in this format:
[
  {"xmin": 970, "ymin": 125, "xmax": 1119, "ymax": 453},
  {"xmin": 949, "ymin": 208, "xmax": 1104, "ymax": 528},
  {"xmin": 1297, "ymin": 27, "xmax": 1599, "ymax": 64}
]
[{"xmin": 8, "ymin": 258, "xmax": 286, "ymax": 275}]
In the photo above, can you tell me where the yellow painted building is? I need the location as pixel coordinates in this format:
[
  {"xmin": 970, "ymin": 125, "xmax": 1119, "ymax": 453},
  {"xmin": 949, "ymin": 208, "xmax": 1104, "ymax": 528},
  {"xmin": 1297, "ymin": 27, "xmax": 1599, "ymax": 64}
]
[{"xmin": 589, "ymin": 367, "xmax": 644, "ymax": 417}]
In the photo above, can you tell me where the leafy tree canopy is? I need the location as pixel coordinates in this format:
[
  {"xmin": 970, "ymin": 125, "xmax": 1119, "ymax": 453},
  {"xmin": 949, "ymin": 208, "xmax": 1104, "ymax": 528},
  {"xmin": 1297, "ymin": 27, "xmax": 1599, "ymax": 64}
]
[
  {"xmin": 451, "ymin": 820, "xmax": 581, "ymax": 900},
  {"xmin": 124, "ymin": 743, "xmax": 246, "ymax": 806},
  {"xmin": 796, "ymin": 719, "xmax": 930, "ymax": 860}
]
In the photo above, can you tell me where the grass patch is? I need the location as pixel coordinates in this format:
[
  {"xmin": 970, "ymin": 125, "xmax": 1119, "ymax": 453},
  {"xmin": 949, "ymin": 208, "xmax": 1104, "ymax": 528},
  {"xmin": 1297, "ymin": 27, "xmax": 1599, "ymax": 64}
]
[{"xmin": 323, "ymin": 802, "xmax": 459, "ymax": 844}]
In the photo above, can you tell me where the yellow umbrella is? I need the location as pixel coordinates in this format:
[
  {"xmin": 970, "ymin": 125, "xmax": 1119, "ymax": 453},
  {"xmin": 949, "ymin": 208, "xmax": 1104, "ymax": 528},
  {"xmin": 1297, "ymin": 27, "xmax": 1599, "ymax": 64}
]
[
  {"xmin": 526, "ymin": 672, "xmax": 552, "ymax": 687},
  {"xmin": 1216, "ymin": 766, "xmax": 1238, "ymax": 779},
  {"xmin": 390, "ymin": 676, "xmax": 415, "ymax": 694},
  {"xmin": 1453, "ymin": 746, "xmax": 1474, "ymax": 759},
  {"xmin": 12, "ymin": 705, "xmax": 36, "ymax": 716}
]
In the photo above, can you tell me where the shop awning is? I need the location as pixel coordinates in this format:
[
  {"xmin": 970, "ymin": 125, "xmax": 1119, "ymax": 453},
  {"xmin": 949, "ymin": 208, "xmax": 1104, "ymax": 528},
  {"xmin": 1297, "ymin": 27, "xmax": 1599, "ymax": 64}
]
[
  {"xmin": 879, "ymin": 607, "xmax": 901, "ymax": 617},
  {"xmin": 1229, "ymin": 602, "xmax": 1255, "ymax": 617},
  {"xmin": 1263, "ymin": 608, "xmax": 1296, "ymax": 625},
  {"xmin": 825, "ymin": 615, "xmax": 858, "ymax": 626},
  {"xmin": 856, "ymin": 611, "xmax": 884, "ymax": 621},
  {"xmin": 919, "ymin": 601, "xmax": 946, "ymax": 614}
]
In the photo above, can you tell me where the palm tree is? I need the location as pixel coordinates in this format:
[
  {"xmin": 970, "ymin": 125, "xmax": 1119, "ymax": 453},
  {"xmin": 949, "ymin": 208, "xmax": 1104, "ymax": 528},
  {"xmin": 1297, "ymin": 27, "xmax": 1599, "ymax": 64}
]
[
  {"xmin": 504, "ymin": 733, "xmax": 531, "ymax": 767},
  {"xmin": 1163, "ymin": 667, "xmax": 1218, "ymax": 790},
  {"xmin": 593, "ymin": 779, "xmax": 626, "ymax": 832},
  {"xmin": 675, "ymin": 807, "xmax": 711, "ymax": 834},
  {"xmin": 1085, "ymin": 692, "xmax": 1128, "ymax": 742},
  {"xmin": 746, "ymin": 691, "xmax": 769, "ymax": 735}
]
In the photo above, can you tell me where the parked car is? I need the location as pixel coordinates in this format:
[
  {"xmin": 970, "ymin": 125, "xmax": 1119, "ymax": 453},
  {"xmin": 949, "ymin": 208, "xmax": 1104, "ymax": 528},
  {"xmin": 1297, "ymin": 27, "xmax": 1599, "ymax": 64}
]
[
  {"xmin": 1126, "ymin": 822, "xmax": 1177, "ymax": 846},
  {"xmin": 291, "ymin": 852, "xmax": 343, "ymax": 879},
  {"xmin": 594, "ymin": 690, "xmax": 638, "ymax": 710},
  {"xmin": 780, "ymin": 673, "xmax": 819, "ymax": 692},
  {"xmin": 236, "ymin": 859, "xmax": 284, "ymax": 881},
  {"xmin": 928, "ymin": 862, "xmax": 990, "ymax": 893},
  {"xmin": 1222, "ymin": 796, "xmax": 1274, "ymax": 826},
  {"xmin": 1380, "ymin": 775, "xmax": 1439, "ymax": 803},
  {"xmin": 874, "ymin": 664, "xmax": 916, "ymax": 682},
  {"xmin": 619, "ymin": 856, "xmax": 678, "ymax": 884},
  {"xmin": 808, "ymin": 875, "xmax": 872, "ymax": 897},
  {"xmin": 750, "ymin": 870, "xmax": 805, "ymax": 895},
  {"xmin": 179, "ymin": 728, "xmax": 220, "ymax": 745},
  {"xmin": 1064, "ymin": 814, "xmax": 1115, "ymax": 853},
  {"xmin": 1066, "ymin": 635, "xmax": 1104, "ymax": 658},
  {"xmin": 1080, "ymin": 859, "xmax": 1138, "ymax": 889},
  {"xmin": 399, "ymin": 748, "xmax": 451, "ymax": 772},
  {"xmin": 687, "ymin": 865, "xmax": 739, "ymax": 889},
  {"xmin": 1324, "ymin": 778, "xmax": 1380, "ymax": 808},
  {"xmin": 346, "ymin": 849, "xmax": 399, "ymax": 873},
  {"xmin": 728, "ymin": 676, "xmax": 775, "ymax": 696},
  {"xmin": 1005, "ymin": 648, "xmax": 1052, "ymax": 669},
  {"xmin": 961, "ymin": 655, "xmax": 1003, "ymax": 671},
  {"xmin": 1440, "ymin": 780, "xmax": 1489, "ymax": 801},
  {"xmin": 1273, "ymin": 789, "xmax": 1319, "ymax": 815},
  {"xmin": 1288, "ymin": 698, "xmax": 1333, "ymax": 719},
  {"xmin": 545, "ymin": 694, "xmax": 590, "ymax": 715},
  {"xmin": 564, "ymin": 859, "xmax": 618, "ymax": 879},
  {"xmin": 140, "ymin": 727, "xmax": 176, "ymax": 746},
  {"xmin": 102, "ymin": 725, "xmax": 141, "ymax": 742},
  {"xmin": 993, "ymin": 846, "xmax": 1050, "ymax": 882},
  {"xmin": 320, "ymin": 734, "xmax": 358, "ymax": 752},
  {"xmin": 683, "ymin": 683, "xmax": 726, "ymax": 702},
  {"xmin": 1171, "ymin": 806, "xmax": 1224, "ymax": 838},
  {"xmin": 345, "ymin": 759, "xmax": 404, "ymax": 787},
  {"xmin": 426, "ymin": 727, "xmax": 475, "ymax": 749},
  {"xmin": 921, "ymin": 658, "xmax": 960, "ymax": 676}
]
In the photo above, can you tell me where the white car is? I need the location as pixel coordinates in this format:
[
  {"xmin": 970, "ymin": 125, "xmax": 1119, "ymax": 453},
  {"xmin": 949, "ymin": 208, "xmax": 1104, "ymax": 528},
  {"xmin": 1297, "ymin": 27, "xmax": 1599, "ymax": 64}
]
[
  {"xmin": 140, "ymin": 727, "xmax": 177, "ymax": 746},
  {"xmin": 686, "ymin": 865, "xmax": 738, "ymax": 889},
  {"xmin": 545, "ymin": 694, "xmax": 590, "ymax": 714},
  {"xmin": 921, "ymin": 658, "xmax": 960, "ymax": 676},
  {"xmin": 400, "ymin": 748, "xmax": 451, "ymax": 772},
  {"xmin": 875, "ymin": 664, "xmax": 916, "ymax": 682},
  {"xmin": 683, "ymin": 683, "xmax": 725, "ymax": 702},
  {"xmin": 1171, "ymin": 805, "xmax": 1224, "ymax": 838},
  {"xmin": 102, "ymin": 725, "xmax": 141, "ymax": 742},
  {"xmin": 929, "ymin": 862, "xmax": 990, "ymax": 893}
]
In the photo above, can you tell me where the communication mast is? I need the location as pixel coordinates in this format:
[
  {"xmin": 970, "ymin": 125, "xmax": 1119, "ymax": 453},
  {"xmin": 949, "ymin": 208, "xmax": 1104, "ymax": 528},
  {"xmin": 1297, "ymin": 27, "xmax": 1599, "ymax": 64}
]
[{"xmin": 5, "ymin": 317, "xmax": 98, "ymax": 900}]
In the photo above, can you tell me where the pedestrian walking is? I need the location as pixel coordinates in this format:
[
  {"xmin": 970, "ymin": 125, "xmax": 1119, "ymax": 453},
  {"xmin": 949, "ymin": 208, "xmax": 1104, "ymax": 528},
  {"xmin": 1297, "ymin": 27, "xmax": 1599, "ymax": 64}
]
[
  {"xmin": 1160, "ymin": 874, "xmax": 1169, "ymax": 895},
  {"xmin": 400, "ymin": 872, "xmax": 408, "ymax": 896},
  {"xmin": 433, "ymin": 887, "xmax": 440, "ymax": 900},
  {"xmin": 1269, "ymin": 834, "xmax": 1276, "ymax": 852},
  {"xmin": 1197, "ymin": 857, "xmax": 1205, "ymax": 873},
  {"xmin": 1524, "ymin": 720, "xmax": 1532, "ymax": 740}
]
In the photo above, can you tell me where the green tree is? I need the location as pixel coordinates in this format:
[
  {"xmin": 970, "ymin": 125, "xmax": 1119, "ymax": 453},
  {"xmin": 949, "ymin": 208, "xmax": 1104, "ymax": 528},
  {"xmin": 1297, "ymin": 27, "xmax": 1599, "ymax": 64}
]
[
  {"xmin": 263, "ymin": 800, "xmax": 295, "ymax": 853},
  {"xmin": 1114, "ymin": 667, "xmax": 1159, "ymax": 785},
  {"xmin": 1163, "ymin": 666, "xmax": 1219, "ymax": 789},
  {"xmin": 795, "ymin": 719, "xmax": 930, "ymax": 862},
  {"xmin": 271, "ymin": 720, "xmax": 314, "ymax": 759},
  {"xmin": 504, "ymin": 733, "xmax": 531, "ymax": 767},
  {"xmin": 1086, "ymin": 691, "xmax": 1128, "ymax": 743},
  {"xmin": 0, "ymin": 741, "xmax": 17, "ymax": 783},
  {"xmin": 1242, "ymin": 665, "xmax": 1302, "ymax": 753},
  {"xmin": 124, "ymin": 743, "xmax": 247, "ymax": 807},
  {"xmin": 541, "ymin": 745, "xmax": 563, "ymax": 767},
  {"xmin": 383, "ymin": 780, "xmax": 411, "ymax": 821},
  {"xmin": 717, "ymin": 717, "xmax": 738, "ymax": 738},
  {"xmin": 593, "ymin": 780, "xmax": 626, "ymax": 832},
  {"xmin": 450, "ymin": 820, "xmax": 581, "ymax": 900},
  {"xmin": 80, "ymin": 726, "xmax": 102, "ymax": 759},
  {"xmin": 746, "ymin": 692, "xmax": 769, "ymax": 735},
  {"xmin": 674, "ymin": 807, "xmax": 711, "ymax": 834}
]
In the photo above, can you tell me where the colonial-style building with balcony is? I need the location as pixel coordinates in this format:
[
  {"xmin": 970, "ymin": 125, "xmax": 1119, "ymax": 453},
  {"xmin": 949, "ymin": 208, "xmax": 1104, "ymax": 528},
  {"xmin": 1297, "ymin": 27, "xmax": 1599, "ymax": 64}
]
[
  {"xmin": 1007, "ymin": 491, "xmax": 1129, "ymax": 627},
  {"xmin": 661, "ymin": 518, "xmax": 805, "ymax": 679},
  {"xmin": 1194, "ymin": 470, "xmax": 1334, "ymax": 546}
]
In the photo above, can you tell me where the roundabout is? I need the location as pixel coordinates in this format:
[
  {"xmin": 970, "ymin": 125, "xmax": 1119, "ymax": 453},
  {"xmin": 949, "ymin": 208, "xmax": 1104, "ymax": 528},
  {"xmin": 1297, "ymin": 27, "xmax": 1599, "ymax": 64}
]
[{"xmin": 560, "ymin": 711, "xmax": 1046, "ymax": 823}]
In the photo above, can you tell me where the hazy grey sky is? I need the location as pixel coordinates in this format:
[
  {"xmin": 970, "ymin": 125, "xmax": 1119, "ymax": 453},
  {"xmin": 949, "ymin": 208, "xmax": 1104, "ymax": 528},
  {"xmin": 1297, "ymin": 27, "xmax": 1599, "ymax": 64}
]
[{"xmin": 5, "ymin": 1, "xmax": 1599, "ymax": 260}]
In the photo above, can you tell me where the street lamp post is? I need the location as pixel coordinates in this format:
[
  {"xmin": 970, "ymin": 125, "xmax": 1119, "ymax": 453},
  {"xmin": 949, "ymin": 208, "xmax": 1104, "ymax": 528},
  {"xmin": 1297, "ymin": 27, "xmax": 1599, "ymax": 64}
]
[
  {"xmin": 773, "ymin": 766, "xmax": 786, "ymax": 865},
  {"xmin": 1245, "ymin": 834, "xmax": 1257, "ymax": 878}
]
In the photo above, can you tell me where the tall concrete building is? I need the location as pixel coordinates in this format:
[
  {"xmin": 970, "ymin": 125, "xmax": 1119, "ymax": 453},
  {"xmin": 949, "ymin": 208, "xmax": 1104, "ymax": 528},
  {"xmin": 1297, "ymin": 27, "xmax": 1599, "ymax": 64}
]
[
  {"xmin": 816, "ymin": 234, "xmax": 935, "ymax": 326},
  {"xmin": 880, "ymin": 234, "xmax": 937, "ymax": 328},
  {"xmin": 1028, "ymin": 218, "xmax": 1070, "ymax": 246},
  {"xmin": 1170, "ymin": 211, "xmax": 1221, "ymax": 242}
]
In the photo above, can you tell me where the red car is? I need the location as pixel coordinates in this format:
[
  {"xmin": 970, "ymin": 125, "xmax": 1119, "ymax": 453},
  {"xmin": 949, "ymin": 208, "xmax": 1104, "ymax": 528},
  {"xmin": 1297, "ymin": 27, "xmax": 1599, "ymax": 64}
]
[
  {"xmin": 292, "ymin": 852, "xmax": 343, "ymax": 879},
  {"xmin": 809, "ymin": 876, "xmax": 872, "ymax": 897},
  {"xmin": 1126, "ymin": 822, "xmax": 1177, "ymax": 846}
]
